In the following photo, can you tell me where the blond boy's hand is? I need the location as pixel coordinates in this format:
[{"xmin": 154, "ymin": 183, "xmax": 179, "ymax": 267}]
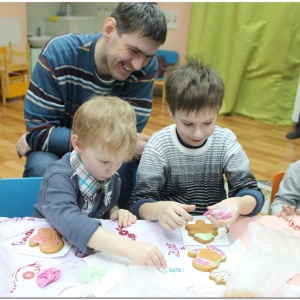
[
  {"xmin": 110, "ymin": 208, "xmax": 137, "ymax": 227},
  {"xmin": 126, "ymin": 241, "xmax": 167, "ymax": 269},
  {"xmin": 156, "ymin": 201, "xmax": 195, "ymax": 231}
]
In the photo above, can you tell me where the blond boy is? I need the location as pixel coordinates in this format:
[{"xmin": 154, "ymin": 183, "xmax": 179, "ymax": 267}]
[{"xmin": 33, "ymin": 96, "xmax": 166, "ymax": 269}]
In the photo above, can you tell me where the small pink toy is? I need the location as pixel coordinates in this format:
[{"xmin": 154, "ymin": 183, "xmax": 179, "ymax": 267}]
[{"xmin": 36, "ymin": 268, "xmax": 61, "ymax": 288}]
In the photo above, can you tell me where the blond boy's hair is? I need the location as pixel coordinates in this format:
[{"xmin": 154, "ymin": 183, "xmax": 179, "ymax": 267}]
[{"xmin": 72, "ymin": 96, "xmax": 137, "ymax": 162}]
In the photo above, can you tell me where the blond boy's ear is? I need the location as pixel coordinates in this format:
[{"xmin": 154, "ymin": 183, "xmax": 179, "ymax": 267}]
[{"xmin": 71, "ymin": 134, "xmax": 81, "ymax": 153}]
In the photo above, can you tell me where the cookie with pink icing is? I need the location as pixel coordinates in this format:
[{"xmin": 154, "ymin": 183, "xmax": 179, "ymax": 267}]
[
  {"xmin": 188, "ymin": 245, "xmax": 226, "ymax": 272},
  {"xmin": 29, "ymin": 228, "xmax": 64, "ymax": 254}
]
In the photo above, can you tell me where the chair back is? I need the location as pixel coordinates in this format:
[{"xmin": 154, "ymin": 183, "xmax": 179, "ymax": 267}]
[
  {"xmin": 0, "ymin": 177, "xmax": 43, "ymax": 218},
  {"xmin": 156, "ymin": 49, "xmax": 179, "ymax": 66},
  {"xmin": 270, "ymin": 171, "xmax": 286, "ymax": 203}
]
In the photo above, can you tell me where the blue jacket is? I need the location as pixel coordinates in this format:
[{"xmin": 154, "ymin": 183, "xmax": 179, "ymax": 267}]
[{"xmin": 33, "ymin": 153, "xmax": 121, "ymax": 253}]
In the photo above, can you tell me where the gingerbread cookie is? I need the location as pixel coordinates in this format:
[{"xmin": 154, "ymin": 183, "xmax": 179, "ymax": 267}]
[
  {"xmin": 29, "ymin": 228, "xmax": 64, "ymax": 254},
  {"xmin": 185, "ymin": 220, "xmax": 218, "ymax": 244},
  {"xmin": 188, "ymin": 245, "xmax": 226, "ymax": 272},
  {"xmin": 209, "ymin": 267, "xmax": 230, "ymax": 285}
]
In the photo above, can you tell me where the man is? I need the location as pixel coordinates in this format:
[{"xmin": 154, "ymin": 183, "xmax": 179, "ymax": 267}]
[{"xmin": 16, "ymin": 2, "xmax": 167, "ymax": 209}]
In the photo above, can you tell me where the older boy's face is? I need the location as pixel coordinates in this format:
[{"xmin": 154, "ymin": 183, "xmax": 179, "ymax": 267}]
[{"xmin": 170, "ymin": 108, "xmax": 218, "ymax": 147}]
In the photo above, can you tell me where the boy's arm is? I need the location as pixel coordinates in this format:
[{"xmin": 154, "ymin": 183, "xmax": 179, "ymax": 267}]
[
  {"xmin": 270, "ymin": 161, "xmax": 300, "ymax": 215},
  {"xmin": 87, "ymin": 226, "xmax": 167, "ymax": 269}
]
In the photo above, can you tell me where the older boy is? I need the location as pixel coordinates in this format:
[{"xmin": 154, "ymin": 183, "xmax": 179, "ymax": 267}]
[
  {"xmin": 33, "ymin": 96, "xmax": 167, "ymax": 269},
  {"xmin": 128, "ymin": 59, "xmax": 264, "ymax": 230}
]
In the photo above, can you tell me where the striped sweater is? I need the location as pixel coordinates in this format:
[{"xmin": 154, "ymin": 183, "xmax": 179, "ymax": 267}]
[
  {"xmin": 129, "ymin": 124, "xmax": 264, "ymax": 216},
  {"xmin": 25, "ymin": 33, "xmax": 157, "ymax": 155}
]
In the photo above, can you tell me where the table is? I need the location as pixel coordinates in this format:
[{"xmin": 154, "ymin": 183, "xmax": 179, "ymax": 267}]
[{"xmin": 0, "ymin": 215, "xmax": 299, "ymax": 298}]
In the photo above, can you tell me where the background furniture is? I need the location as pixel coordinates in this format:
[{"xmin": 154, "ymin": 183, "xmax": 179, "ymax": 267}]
[
  {"xmin": 0, "ymin": 41, "xmax": 30, "ymax": 105},
  {"xmin": 0, "ymin": 177, "xmax": 42, "ymax": 217},
  {"xmin": 270, "ymin": 171, "xmax": 285, "ymax": 203},
  {"xmin": 153, "ymin": 49, "xmax": 178, "ymax": 103}
]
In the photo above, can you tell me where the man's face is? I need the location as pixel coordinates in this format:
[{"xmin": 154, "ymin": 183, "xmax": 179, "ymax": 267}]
[
  {"xmin": 104, "ymin": 31, "xmax": 160, "ymax": 81},
  {"xmin": 169, "ymin": 108, "xmax": 218, "ymax": 147}
]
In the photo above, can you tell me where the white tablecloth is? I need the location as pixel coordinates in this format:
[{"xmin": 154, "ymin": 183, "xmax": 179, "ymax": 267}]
[{"xmin": 0, "ymin": 215, "xmax": 299, "ymax": 298}]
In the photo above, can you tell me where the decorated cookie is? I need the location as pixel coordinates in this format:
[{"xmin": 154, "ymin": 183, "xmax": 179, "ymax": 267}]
[
  {"xmin": 189, "ymin": 245, "xmax": 226, "ymax": 272},
  {"xmin": 185, "ymin": 220, "xmax": 218, "ymax": 244},
  {"xmin": 29, "ymin": 228, "xmax": 64, "ymax": 254},
  {"xmin": 209, "ymin": 267, "xmax": 231, "ymax": 285}
]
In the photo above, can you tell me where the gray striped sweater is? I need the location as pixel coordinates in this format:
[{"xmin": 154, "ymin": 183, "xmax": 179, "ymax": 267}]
[{"xmin": 129, "ymin": 124, "xmax": 264, "ymax": 216}]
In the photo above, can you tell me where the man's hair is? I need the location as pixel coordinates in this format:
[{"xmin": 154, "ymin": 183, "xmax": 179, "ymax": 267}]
[
  {"xmin": 111, "ymin": 2, "xmax": 167, "ymax": 44},
  {"xmin": 165, "ymin": 58, "xmax": 225, "ymax": 115},
  {"xmin": 72, "ymin": 96, "xmax": 137, "ymax": 162}
]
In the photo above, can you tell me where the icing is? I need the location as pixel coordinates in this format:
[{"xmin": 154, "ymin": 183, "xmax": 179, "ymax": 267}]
[
  {"xmin": 30, "ymin": 228, "xmax": 61, "ymax": 249},
  {"xmin": 36, "ymin": 268, "xmax": 61, "ymax": 288},
  {"xmin": 79, "ymin": 265, "xmax": 107, "ymax": 283},
  {"xmin": 207, "ymin": 245, "xmax": 225, "ymax": 258},
  {"xmin": 194, "ymin": 232, "xmax": 214, "ymax": 240},
  {"xmin": 210, "ymin": 267, "xmax": 230, "ymax": 281},
  {"xmin": 194, "ymin": 257, "xmax": 215, "ymax": 266}
]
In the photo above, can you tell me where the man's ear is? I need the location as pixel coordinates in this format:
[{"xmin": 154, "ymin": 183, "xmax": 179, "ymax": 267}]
[
  {"xmin": 71, "ymin": 134, "xmax": 81, "ymax": 152},
  {"xmin": 102, "ymin": 17, "xmax": 117, "ymax": 41}
]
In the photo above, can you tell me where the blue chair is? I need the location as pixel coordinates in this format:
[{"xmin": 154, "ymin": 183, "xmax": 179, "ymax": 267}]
[
  {"xmin": 153, "ymin": 49, "xmax": 179, "ymax": 103},
  {"xmin": 0, "ymin": 177, "xmax": 43, "ymax": 217}
]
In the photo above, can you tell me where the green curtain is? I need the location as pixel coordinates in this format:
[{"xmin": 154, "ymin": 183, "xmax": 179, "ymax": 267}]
[{"xmin": 187, "ymin": 2, "xmax": 300, "ymax": 125}]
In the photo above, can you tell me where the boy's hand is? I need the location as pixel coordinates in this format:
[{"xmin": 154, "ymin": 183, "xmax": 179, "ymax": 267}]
[
  {"xmin": 276, "ymin": 205, "xmax": 300, "ymax": 221},
  {"xmin": 156, "ymin": 201, "xmax": 196, "ymax": 231},
  {"xmin": 126, "ymin": 241, "xmax": 167, "ymax": 270},
  {"xmin": 110, "ymin": 209, "xmax": 137, "ymax": 227},
  {"xmin": 205, "ymin": 198, "xmax": 240, "ymax": 228}
]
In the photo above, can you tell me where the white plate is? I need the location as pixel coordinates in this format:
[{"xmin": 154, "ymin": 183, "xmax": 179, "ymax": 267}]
[
  {"xmin": 19, "ymin": 228, "xmax": 72, "ymax": 258},
  {"xmin": 180, "ymin": 216, "xmax": 233, "ymax": 246}
]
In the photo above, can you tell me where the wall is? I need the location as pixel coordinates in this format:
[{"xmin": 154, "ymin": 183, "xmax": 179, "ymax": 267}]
[
  {"xmin": 159, "ymin": 2, "xmax": 192, "ymax": 64},
  {"xmin": 26, "ymin": 2, "xmax": 191, "ymax": 65},
  {"xmin": 0, "ymin": 2, "xmax": 27, "ymax": 49}
]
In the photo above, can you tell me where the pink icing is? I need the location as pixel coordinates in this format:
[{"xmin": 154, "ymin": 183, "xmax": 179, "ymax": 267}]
[
  {"xmin": 194, "ymin": 257, "xmax": 215, "ymax": 266},
  {"xmin": 36, "ymin": 268, "xmax": 61, "ymax": 288},
  {"xmin": 204, "ymin": 208, "xmax": 232, "ymax": 219},
  {"xmin": 207, "ymin": 245, "xmax": 225, "ymax": 258},
  {"xmin": 30, "ymin": 228, "xmax": 61, "ymax": 249}
]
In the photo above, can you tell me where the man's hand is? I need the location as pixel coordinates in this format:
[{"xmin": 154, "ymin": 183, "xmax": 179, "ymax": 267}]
[
  {"xmin": 134, "ymin": 133, "xmax": 150, "ymax": 159},
  {"xmin": 16, "ymin": 134, "xmax": 32, "ymax": 158}
]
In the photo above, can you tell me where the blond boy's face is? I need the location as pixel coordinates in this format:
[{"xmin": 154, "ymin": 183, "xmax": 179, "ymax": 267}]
[
  {"xmin": 169, "ymin": 108, "xmax": 218, "ymax": 147},
  {"xmin": 72, "ymin": 136, "xmax": 125, "ymax": 181}
]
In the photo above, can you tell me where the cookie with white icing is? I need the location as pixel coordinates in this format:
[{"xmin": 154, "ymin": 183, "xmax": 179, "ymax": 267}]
[{"xmin": 209, "ymin": 267, "xmax": 230, "ymax": 285}]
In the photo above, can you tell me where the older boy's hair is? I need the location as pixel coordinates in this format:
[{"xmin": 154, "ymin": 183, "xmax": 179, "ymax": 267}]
[
  {"xmin": 165, "ymin": 58, "xmax": 225, "ymax": 115},
  {"xmin": 72, "ymin": 96, "xmax": 137, "ymax": 162},
  {"xmin": 111, "ymin": 2, "xmax": 167, "ymax": 44}
]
